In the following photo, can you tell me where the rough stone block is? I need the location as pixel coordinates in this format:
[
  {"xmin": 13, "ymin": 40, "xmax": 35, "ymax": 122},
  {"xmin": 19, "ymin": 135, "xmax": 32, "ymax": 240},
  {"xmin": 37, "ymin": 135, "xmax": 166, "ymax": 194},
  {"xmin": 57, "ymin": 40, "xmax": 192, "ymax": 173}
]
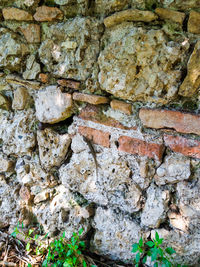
[
  {"xmin": 155, "ymin": 8, "xmax": 185, "ymax": 25},
  {"xmin": 2, "ymin": 7, "xmax": 33, "ymax": 21},
  {"xmin": 104, "ymin": 9, "xmax": 157, "ymax": 27},
  {"xmin": 188, "ymin": 10, "xmax": 200, "ymax": 34},
  {"xmin": 20, "ymin": 24, "xmax": 40, "ymax": 43},
  {"xmin": 33, "ymin": 6, "xmax": 63, "ymax": 21},
  {"xmin": 12, "ymin": 87, "xmax": 29, "ymax": 110},
  {"xmin": 57, "ymin": 79, "xmax": 80, "ymax": 89}
]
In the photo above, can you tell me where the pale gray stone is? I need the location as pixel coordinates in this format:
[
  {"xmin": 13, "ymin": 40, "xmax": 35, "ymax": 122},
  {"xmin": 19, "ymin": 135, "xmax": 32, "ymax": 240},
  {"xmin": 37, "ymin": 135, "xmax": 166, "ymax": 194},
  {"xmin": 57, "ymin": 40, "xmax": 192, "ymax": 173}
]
[
  {"xmin": 35, "ymin": 86, "xmax": 73, "ymax": 124},
  {"xmin": 37, "ymin": 128, "xmax": 71, "ymax": 169},
  {"xmin": 141, "ymin": 184, "xmax": 170, "ymax": 228},
  {"xmin": 91, "ymin": 207, "xmax": 141, "ymax": 262},
  {"xmin": 155, "ymin": 154, "xmax": 191, "ymax": 185}
]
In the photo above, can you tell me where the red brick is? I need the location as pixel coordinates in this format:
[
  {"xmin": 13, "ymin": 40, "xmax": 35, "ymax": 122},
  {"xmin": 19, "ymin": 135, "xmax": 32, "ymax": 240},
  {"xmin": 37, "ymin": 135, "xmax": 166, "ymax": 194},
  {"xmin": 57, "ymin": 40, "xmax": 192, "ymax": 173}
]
[
  {"xmin": 79, "ymin": 105, "xmax": 137, "ymax": 130},
  {"xmin": 118, "ymin": 136, "xmax": 165, "ymax": 161},
  {"xmin": 139, "ymin": 108, "xmax": 200, "ymax": 135},
  {"xmin": 78, "ymin": 126, "xmax": 110, "ymax": 148},
  {"xmin": 57, "ymin": 79, "xmax": 80, "ymax": 90},
  {"xmin": 164, "ymin": 135, "xmax": 200, "ymax": 159}
]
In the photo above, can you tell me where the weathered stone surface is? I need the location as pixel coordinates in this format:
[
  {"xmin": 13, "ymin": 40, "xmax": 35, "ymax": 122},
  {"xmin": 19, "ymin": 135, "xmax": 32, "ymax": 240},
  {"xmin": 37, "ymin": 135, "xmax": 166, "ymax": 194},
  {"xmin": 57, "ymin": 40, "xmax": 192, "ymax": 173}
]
[
  {"xmin": 73, "ymin": 92, "xmax": 109, "ymax": 105},
  {"xmin": 91, "ymin": 207, "xmax": 141, "ymax": 262},
  {"xmin": 155, "ymin": 8, "xmax": 185, "ymax": 25},
  {"xmin": 39, "ymin": 73, "xmax": 48, "ymax": 83},
  {"xmin": 94, "ymin": 0, "xmax": 129, "ymax": 15},
  {"xmin": 0, "ymin": 153, "xmax": 14, "ymax": 172},
  {"xmin": 23, "ymin": 55, "xmax": 41, "ymax": 80},
  {"xmin": 104, "ymin": 9, "xmax": 157, "ymax": 28},
  {"xmin": 179, "ymin": 41, "xmax": 200, "ymax": 97},
  {"xmin": 39, "ymin": 17, "xmax": 101, "ymax": 81},
  {"xmin": 168, "ymin": 211, "xmax": 188, "ymax": 232},
  {"xmin": 57, "ymin": 79, "xmax": 80, "ymax": 89},
  {"xmin": 35, "ymin": 86, "xmax": 73, "ymax": 124},
  {"xmin": 20, "ymin": 24, "xmax": 40, "ymax": 43},
  {"xmin": 139, "ymin": 108, "xmax": 200, "ymax": 135},
  {"xmin": 12, "ymin": 87, "xmax": 29, "ymax": 110},
  {"xmin": 0, "ymin": 93, "xmax": 11, "ymax": 110},
  {"xmin": 141, "ymin": 184, "xmax": 170, "ymax": 228},
  {"xmin": 188, "ymin": 11, "xmax": 200, "ymax": 34},
  {"xmin": 164, "ymin": 135, "xmax": 200, "ymax": 159},
  {"xmin": 118, "ymin": 136, "xmax": 164, "ymax": 161},
  {"xmin": 99, "ymin": 25, "xmax": 188, "ymax": 104},
  {"xmin": 34, "ymin": 191, "xmax": 49, "ymax": 204},
  {"xmin": 60, "ymin": 147, "xmax": 142, "ymax": 213},
  {"xmin": 6, "ymin": 74, "xmax": 40, "ymax": 90},
  {"xmin": 33, "ymin": 6, "xmax": 63, "ymax": 21},
  {"xmin": 78, "ymin": 126, "xmax": 110, "ymax": 148},
  {"xmin": 33, "ymin": 185, "xmax": 92, "ymax": 238},
  {"xmin": 79, "ymin": 105, "xmax": 137, "ymax": 130},
  {"xmin": 155, "ymin": 154, "xmax": 191, "ymax": 185},
  {"xmin": 19, "ymin": 186, "xmax": 32, "ymax": 204},
  {"xmin": 2, "ymin": 8, "xmax": 33, "ymax": 21},
  {"xmin": 110, "ymin": 99, "xmax": 132, "ymax": 115},
  {"xmin": 162, "ymin": 0, "xmax": 200, "ymax": 11},
  {"xmin": 0, "ymin": 28, "xmax": 29, "ymax": 72},
  {"xmin": 0, "ymin": 109, "xmax": 36, "ymax": 156},
  {"xmin": 37, "ymin": 128, "xmax": 71, "ymax": 169}
]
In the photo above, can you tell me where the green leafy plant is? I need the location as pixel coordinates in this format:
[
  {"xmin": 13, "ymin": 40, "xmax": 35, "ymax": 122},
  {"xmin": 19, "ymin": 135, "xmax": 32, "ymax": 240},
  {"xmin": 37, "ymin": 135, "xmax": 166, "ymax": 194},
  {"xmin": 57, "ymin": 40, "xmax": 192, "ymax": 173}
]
[
  {"xmin": 132, "ymin": 231, "xmax": 187, "ymax": 267},
  {"xmin": 43, "ymin": 229, "xmax": 87, "ymax": 267}
]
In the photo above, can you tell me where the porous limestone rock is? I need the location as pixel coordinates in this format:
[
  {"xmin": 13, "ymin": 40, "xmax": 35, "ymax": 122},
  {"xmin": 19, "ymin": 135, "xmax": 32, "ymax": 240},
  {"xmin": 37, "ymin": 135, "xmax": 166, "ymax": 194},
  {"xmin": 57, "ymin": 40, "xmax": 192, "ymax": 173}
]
[
  {"xmin": 0, "ymin": 28, "xmax": 28, "ymax": 72},
  {"xmin": 60, "ymin": 143, "xmax": 142, "ymax": 213},
  {"xmin": 39, "ymin": 17, "xmax": 101, "ymax": 81},
  {"xmin": 37, "ymin": 128, "xmax": 71, "ymax": 169},
  {"xmin": 15, "ymin": 154, "xmax": 56, "ymax": 187},
  {"xmin": 98, "ymin": 24, "xmax": 188, "ymax": 104},
  {"xmin": 94, "ymin": 0, "xmax": 129, "ymax": 16},
  {"xmin": 155, "ymin": 154, "xmax": 191, "ymax": 185},
  {"xmin": 33, "ymin": 185, "xmax": 92, "ymax": 238},
  {"xmin": 179, "ymin": 41, "xmax": 200, "ymax": 97},
  {"xmin": 23, "ymin": 55, "xmax": 41, "ymax": 80},
  {"xmin": 141, "ymin": 183, "xmax": 170, "ymax": 228},
  {"xmin": 161, "ymin": 0, "xmax": 200, "ymax": 11},
  {"xmin": 0, "ymin": 93, "xmax": 11, "ymax": 110},
  {"xmin": 91, "ymin": 207, "xmax": 141, "ymax": 262},
  {"xmin": 0, "ymin": 109, "xmax": 36, "ymax": 155},
  {"xmin": 0, "ymin": 153, "xmax": 14, "ymax": 172},
  {"xmin": 12, "ymin": 87, "xmax": 29, "ymax": 110},
  {"xmin": 35, "ymin": 86, "xmax": 73, "ymax": 124}
]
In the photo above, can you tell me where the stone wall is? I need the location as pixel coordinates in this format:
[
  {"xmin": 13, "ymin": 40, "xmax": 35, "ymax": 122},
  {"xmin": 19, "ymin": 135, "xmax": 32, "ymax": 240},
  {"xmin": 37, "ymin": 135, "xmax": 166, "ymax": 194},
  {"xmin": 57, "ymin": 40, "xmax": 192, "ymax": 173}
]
[{"xmin": 1, "ymin": 0, "xmax": 200, "ymax": 265}]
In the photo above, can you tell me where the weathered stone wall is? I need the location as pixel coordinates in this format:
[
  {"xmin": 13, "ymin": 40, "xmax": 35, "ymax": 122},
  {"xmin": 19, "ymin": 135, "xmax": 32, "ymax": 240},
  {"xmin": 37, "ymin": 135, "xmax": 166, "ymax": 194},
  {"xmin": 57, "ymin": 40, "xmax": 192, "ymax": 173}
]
[{"xmin": 1, "ymin": 0, "xmax": 200, "ymax": 265}]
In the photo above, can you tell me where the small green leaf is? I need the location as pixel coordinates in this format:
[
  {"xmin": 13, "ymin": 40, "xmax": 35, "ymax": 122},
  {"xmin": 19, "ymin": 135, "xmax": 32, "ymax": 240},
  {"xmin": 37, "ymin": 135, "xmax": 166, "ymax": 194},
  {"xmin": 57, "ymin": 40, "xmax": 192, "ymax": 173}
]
[
  {"xmin": 155, "ymin": 232, "xmax": 160, "ymax": 242},
  {"xmin": 135, "ymin": 252, "xmax": 140, "ymax": 263},
  {"xmin": 146, "ymin": 241, "xmax": 154, "ymax": 247},
  {"xmin": 26, "ymin": 242, "xmax": 30, "ymax": 252},
  {"xmin": 73, "ymin": 256, "xmax": 77, "ymax": 264},
  {"xmin": 82, "ymin": 260, "xmax": 87, "ymax": 267},
  {"xmin": 67, "ymin": 249, "xmax": 72, "ymax": 257},
  {"xmin": 157, "ymin": 238, "xmax": 163, "ymax": 245},
  {"xmin": 154, "ymin": 262, "xmax": 158, "ymax": 267},
  {"xmin": 28, "ymin": 229, "xmax": 34, "ymax": 236},
  {"xmin": 28, "ymin": 264, "xmax": 31, "ymax": 267},
  {"xmin": 62, "ymin": 231, "xmax": 66, "ymax": 238},
  {"xmin": 132, "ymin": 243, "xmax": 139, "ymax": 253},
  {"xmin": 21, "ymin": 222, "xmax": 24, "ymax": 229},
  {"xmin": 139, "ymin": 237, "xmax": 143, "ymax": 247},
  {"xmin": 166, "ymin": 247, "xmax": 176, "ymax": 255},
  {"xmin": 135, "ymin": 264, "xmax": 139, "ymax": 267},
  {"xmin": 79, "ymin": 241, "xmax": 85, "ymax": 248},
  {"xmin": 142, "ymin": 255, "xmax": 147, "ymax": 264},
  {"xmin": 79, "ymin": 228, "xmax": 84, "ymax": 235}
]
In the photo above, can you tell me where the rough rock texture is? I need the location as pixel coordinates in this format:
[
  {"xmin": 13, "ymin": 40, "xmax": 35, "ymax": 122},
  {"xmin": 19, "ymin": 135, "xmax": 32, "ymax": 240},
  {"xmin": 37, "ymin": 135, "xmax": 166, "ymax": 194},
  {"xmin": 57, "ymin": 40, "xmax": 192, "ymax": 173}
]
[
  {"xmin": 37, "ymin": 128, "xmax": 71, "ymax": 169},
  {"xmin": 94, "ymin": 0, "xmax": 129, "ymax": 15},
  {"xmin": 39, "ymin": 17, "xmax": 101, "ymax": 81},
  {"xmin": 60, "ymin": 144, "xmax": 142, "ymax": 213},
  {"xmin": 91, "ymin": 207, "xmax": 141, "ymax": 262},
  {"xmin": 35, "ymin": 86, "xmax": 73, "ymax": 124},
  {"xmin": 0, "ymin": 28, "xmax": 28, "ymax": 72},
  {"xmin": 0, "ymin": 110, "xmax": 36, "ymax": 155},
  {"xmin": 33, "ymin": 185, "xmax": 92, "ymax": 238},
  {"xmin": 98, "ymin": 25, "xmax": 188, "ymax": 104},
  {"xmin": 2, "ymin": 8, "xmax": 33, "ymax": 21},
  {"xmin": 179, "ymin": 41, "xmax": 200, "ymax": 97},
  {"xmin": 12, "ymin": 87, "xmax": 30, "ymax": 110},
  {"xmin": 141, "ymin": 184, "xmax": 170, "ymax": 228},
  {"xmin": 155, "ymin": 154, "xmax": 191, "ymax": 185}
]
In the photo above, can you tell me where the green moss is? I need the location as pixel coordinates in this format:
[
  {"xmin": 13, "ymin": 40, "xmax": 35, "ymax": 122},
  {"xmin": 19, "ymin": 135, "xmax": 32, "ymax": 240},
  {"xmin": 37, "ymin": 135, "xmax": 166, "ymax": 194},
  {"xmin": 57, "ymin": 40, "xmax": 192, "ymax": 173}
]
[{"xmin": 145, "ymin": 0, "xmax": 159, "ymax": 10}]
